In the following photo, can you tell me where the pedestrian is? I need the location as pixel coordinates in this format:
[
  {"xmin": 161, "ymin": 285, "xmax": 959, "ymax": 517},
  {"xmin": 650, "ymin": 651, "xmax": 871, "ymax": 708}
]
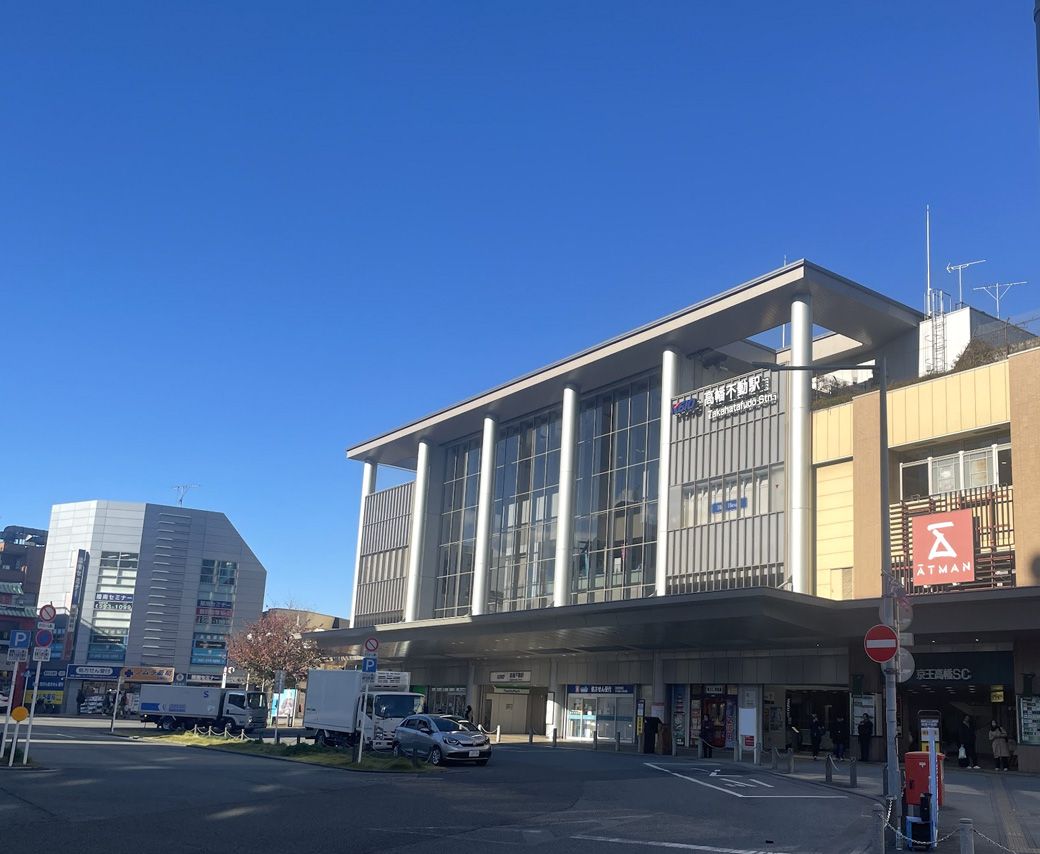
[
  {"xmin": 809, "ymin": 714, "xmax": 824, "ymax": 760},
  {"xmin": 989, "ymin": 720, "xmax": 1011, "ymax": 771},
  {"xmin": 959, "ymin": 715, "xmax": 980, "ymax": 769},
  {"xmin": 464, "ymin": 704, "xmax": 473, "ymax": 721},
  {"xmin": 76, "ymin": 687, "xmax": 86, "ymax": 714},
  {"xmin": 700, "ymin": 714, "xmax": 713, "ymax": 758},
  {"xmin": 857, "ymin": 713, "xmax": 874, "ymax": 762},
  {"xmin": 831, "ymin": 714, "xmax": 849, "ymax": 760}
]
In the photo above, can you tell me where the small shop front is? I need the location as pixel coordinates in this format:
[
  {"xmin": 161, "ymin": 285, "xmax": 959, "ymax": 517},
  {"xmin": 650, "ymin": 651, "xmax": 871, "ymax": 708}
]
[
  {"xmin": 669, "ymin": 684, "xmax": 738, "ymax": 751},
  {"xmin": 566, "ymin": 684, "xmax": 637, "ymax": 743}
]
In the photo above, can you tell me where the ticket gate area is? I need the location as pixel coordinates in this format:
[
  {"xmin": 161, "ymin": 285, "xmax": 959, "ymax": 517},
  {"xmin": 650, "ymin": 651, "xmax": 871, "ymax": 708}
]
[{"xmin": 902, "ymin": 710, "xmax": 943, "ymax": 849}]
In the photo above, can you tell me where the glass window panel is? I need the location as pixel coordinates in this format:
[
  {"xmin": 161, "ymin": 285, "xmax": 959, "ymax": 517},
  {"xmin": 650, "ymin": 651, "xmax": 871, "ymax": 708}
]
[
  {"xmin": 740, "ymin": 474, "xmax": 754, "ymax": 518},
  {"xmin": 516, "ymin": 458, "xmax": 532, "ymax": 493},
  {"xmin": 998, "ymin": 447, "xmax": 1013, "ymax": 486},
  {"xmin": 462, "ymin": 507, "xmax": 477, "ymax": 541},
  {"xmin": 548, "ymin": 415, "xmax": 562, "ymax": 451},
  {"xmin": 768, "ymin": 464, "xmax": 785, "ymax": 513},
  {"xmin": 614, "ymin": 389, "xmax": 631, "ymax": 432},
  {"xmin": 631, "ymin": 380, "xmax": 649, "ymax": 425},
  {"xmin": 931, "ymin": 455, "xmax": 959, "ymax": 494},
  {"xmin": 595, "ymin": 397, "xmax": 613, "ymax": 436},
  {"xmin": 612, "ymin": 467, "xmax": 628, "ymax": 505},
  {"xmin": 533, "ymin": 454, "xmax": 547, "ymax": 492},
  {"xmin": 900, "ymin": 462, "xmax": 929, "ymax": 499},
  {"xmin": 594, "ymin": 435, "xmax": 611, "ymax": 472},
  {"xmin": 450, "ymin": 510, "xmax": 462, "ymax": 542},
  {"xmin": 628, "ymin": 464, "xmax": 645, "ymax": 503},
  {"xmin": 465, "ymin": 473, "xmax": 479, "ymax": 508},
  {"xmin": 614, "ymin": 429, "xmax": 629, "ymax": 470},
  {"xmin": 964, "ymin": 449, "xmax": 992, "ymax": 489},
  {"xmin": 466, "ymin": 444, "xmax": 481, "ymax": 476},
  {"xmin": 756, "ymin": 469, "xmax": 769, "ymax": 515},
  {"xmin": 648, "ymin": 380, "xmax": 662, "ymax": 422},
  {"xmin": 629, "ymin": 424, "xmax": 647, "ymax": 465},
  {"xmin": 506, "ymin": 432, "xmax": 519, "ymax": 464},
  {"xmin": 458, "ymin": 572, "xmax": 472, "ymax": 610},
  {"xmin": 724, "ymin": 476, "xmax": 738, "ymax": 521},
  {"xmin": 696, "ymin": 483, "xmax": 710, "ymax": 526},
  {"xmin": 647, "ymin": 463, "xmax": 659, "ymax": 500},
  {"xmin": 594, "ymin": 512, "xmax": 609, "ymax": 550},
  {"xmin": 710, "ymin": 479, "xmax": 723, "ymax": 521},
  {"xmin": 519, "ymin": 425, "xmax": 534, "ymax": 459},
  {"xmin": 646, "ymin": 420, "xmax": 660, "ymax": 461},
  {"xmin": 536, "ymin": 418, "xmax": 550, "ymax": 457}
]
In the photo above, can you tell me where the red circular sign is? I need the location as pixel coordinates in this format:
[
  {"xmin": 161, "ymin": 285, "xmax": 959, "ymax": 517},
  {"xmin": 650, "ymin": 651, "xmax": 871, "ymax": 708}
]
[
  {"xmin": 364, "ymin": 636, "xmax": 379, "ymax": 653},
  {"xmin": 864, "ymin": 624, "xmax": 899, "ymax": 663},
  {"xmin": 38, "ymin": 603, "xmax": 56, "ymax": 622}
]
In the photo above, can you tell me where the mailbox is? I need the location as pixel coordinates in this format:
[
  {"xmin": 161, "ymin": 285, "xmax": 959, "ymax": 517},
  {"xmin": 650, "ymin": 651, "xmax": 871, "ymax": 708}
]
[{"xmin": 904, "ymin": 750, "xmax": 944, "ymax": 808}]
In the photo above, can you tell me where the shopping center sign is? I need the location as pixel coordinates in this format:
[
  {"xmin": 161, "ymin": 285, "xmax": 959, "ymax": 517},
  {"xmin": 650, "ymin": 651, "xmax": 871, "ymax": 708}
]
[{"xmin": 911, "ymin": 509, "xmax": 975, "ymax": 586}]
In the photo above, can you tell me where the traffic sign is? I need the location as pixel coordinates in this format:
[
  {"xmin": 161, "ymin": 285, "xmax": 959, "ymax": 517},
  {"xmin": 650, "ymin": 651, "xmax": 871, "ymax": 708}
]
[
  {"xmin": 896, "ymin": 648, "xmax": 916, "ymax": 683},
  {"xmin": 10, "ymin": 706, "xmax": 28, "ymax": 723},
  {"xmin": 361, "ymin": 655, "xmax": 378, "ymax": 673},
  {"xmin": 864, "ymin": 624, "xmax": 899, "ymax": 663},
  {"xmin": 32, "ymin": 647, "xmax": 52, "ymax": 663},
  {"xmin": 6, "ymin": 649, "xmax": 28, "ymax": 664},
  {"xmin": 36, "ymin": 622, "xmax": 55, "ymax": 631},
  {"xmin": 34, "ymin": 629, "xmax": 54, "ymax": 648},
  {"xmin": 364, "ymin": 636, "xmax": 379, "ymax": 654},
  {"xmin": 38, "ymin": 604, "xmax": 56, "ymax": 623},
  {"xmin": 9, "ymin": 630, "xmax": 30, "ymax": 650}
]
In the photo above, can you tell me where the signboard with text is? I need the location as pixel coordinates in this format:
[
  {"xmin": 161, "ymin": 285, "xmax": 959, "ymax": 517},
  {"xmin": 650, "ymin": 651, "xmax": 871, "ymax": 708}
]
[{"xmin": 911, "ymin": 509, "xmax": 976, "ymax": 586}]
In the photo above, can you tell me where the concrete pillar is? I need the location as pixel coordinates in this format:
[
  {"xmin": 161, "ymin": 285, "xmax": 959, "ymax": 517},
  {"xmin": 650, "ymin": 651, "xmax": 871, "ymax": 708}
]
[
  {"xmin": 349, "ymin": 461, "xmax": 377, "ymax": 628},
  {"xmin": 656, "ymin": 349, "xmax": 680, "ymax": 597},
  {"xmin": 554, "ymin": 385, "xmax": 580, "ymax": 608},
  {"xmin": 788, "ymin": 294, "xmax": 813, "ymax": 595},
  {"xmin": 471, "ymin": 417, "xmax": 498, "ymax": 616},
  {"xmin": 403, "ymin": 441, "xmax": 431, "ymax": 622}
]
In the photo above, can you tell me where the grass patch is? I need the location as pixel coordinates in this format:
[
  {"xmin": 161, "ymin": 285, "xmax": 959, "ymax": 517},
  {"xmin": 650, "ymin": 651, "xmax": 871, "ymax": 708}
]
[{"xmin": 141, "ymin": 730, "xmax": 435, "ymax": 772}]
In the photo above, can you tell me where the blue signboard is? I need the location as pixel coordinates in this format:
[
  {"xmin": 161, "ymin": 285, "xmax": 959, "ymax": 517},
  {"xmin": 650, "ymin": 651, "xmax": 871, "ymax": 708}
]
[
  {"xmin": 710, "ymin": 497, "xmax": 748, "ymax": 515},
  {"xmin": 566, "ymin": 684, "xmax": 635, "ymax": 695},
  {"xmin": 66, "ymin": 664, "xmax": 121, "ymax": 681},
  {"xmin": 10, "ymin": 629, "xmax": 31, "ymax": 650},
  {"xmin": 362, "ymin": 656, "xmax": 378, "ymax": 673}
]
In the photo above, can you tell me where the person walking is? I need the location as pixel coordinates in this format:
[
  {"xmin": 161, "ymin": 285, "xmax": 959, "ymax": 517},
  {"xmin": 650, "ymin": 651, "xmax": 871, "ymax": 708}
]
[
  {"xmin": 831, "ymin": 713, "xmax": 849, "ymax": 760},
  {"xmin": 989, "ymin": 721, "xmax": 1011, "ymax": 771},
  {"xmin": 700, "ymin": 714, "xmax": 714, "ymax": 758},
  {"xmin": 857, "ymin": 713, "xmax": 874, "ymax": 762},
  {"xmin": 464, "ymin": 705, "xmax": 473, "ymax": 721},
  {"xmin": 76, "ymin": 687, "xmax": 86, "ymax": 715},
  {"xmin": 959, "ymin": 715, "xmax": 980, "ymax": 769},
  {"xmin": 809, "ymin": 714, "xmax": 824, "ymax": 760}
]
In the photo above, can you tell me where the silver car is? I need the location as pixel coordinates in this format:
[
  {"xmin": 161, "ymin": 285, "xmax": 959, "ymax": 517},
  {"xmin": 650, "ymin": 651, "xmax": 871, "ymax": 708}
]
[{"xmin": 393, "ymin": 715, "xmax": 492, "ymax": 766}]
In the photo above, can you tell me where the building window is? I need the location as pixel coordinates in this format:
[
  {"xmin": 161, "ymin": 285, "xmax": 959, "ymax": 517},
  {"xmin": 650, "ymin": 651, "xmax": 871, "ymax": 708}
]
[
  {"xmin": 571, "ymin": 373, "xmax": 660, "ymax": 600},
  {"xmin": 201, "ymin": 559, "xmax": 237, "ymax": 587},
  {"xmin": 434, "ymin": 437, "xmax": 481, "ymax": 618},
  {"xmin": 191, "ymin": 632, "xmax": 228, "ymax": 666},
  {"xmin": 487, "ymin": 408, "xmax": 563, "ymax": 612},
  {"xmin": 88, "ymin": 552, "xmax": 138, "ymax": 663},
  {"xmin": 679, "ymin": 463, "xmax": 783, "ymax": 527},
  {"xmin": 899, "ymin": 442, "xmax": 1011, "ymax": 499}
]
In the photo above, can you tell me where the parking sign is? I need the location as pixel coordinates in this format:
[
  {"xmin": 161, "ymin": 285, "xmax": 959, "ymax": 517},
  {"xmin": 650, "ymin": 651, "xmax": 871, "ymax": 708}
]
[{"xmin": 10, "ymin": 630, "xmax": 31, "ymax": 650}]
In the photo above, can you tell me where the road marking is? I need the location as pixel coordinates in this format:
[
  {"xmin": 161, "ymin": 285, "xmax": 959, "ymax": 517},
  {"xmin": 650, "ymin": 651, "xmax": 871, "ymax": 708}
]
[
  {"xmin": 644, "ymin": 763, "xmax": 845, "ymax": 799},
  {"xmin": 572, "ymin": 835, "xmax": 791, "ymax": 854}
]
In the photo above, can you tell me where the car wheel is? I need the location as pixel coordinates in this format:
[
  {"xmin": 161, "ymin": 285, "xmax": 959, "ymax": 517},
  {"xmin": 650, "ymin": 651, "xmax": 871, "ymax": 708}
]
[
  {"xmin": 314, "ymin": 729, "xmax": 327, "ymax": 747},
  {"xmin": 429, "ymin": 747, "xmax": 443, "ymax": 766},
  {"xmin": 159, "ymin": 716, "xmax": 177, "ymax": 732},
  {"xmin": 476, "ymin": 759, "xmax": 489, "ymax": 766},
  {"xmin": 393, "ymin": 742, "xmax": 404, "ymax": 757}
]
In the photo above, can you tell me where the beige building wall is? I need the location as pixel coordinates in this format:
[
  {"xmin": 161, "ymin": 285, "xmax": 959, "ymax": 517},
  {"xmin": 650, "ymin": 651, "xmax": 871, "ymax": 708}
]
[
  {"xmin": 815, "ymin": 461, "xmax": 854, "ymax": 600},
  {"xmin": 1009, "ymin": 347, "xmax": 1040, "ymax": 586}
]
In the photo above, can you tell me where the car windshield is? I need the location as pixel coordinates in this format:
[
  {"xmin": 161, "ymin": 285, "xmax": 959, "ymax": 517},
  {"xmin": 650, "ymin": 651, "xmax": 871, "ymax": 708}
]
[
  {"xmin": 374, "ymin": 694, "xmax": 422, "ymax": 719},
  {"xmin": 247, "ymin": 692, "xmax": 265, "ymax": 710},
  {"xmin": 433, "ymin": 718, "xmax": 479, "ymax": 732}
]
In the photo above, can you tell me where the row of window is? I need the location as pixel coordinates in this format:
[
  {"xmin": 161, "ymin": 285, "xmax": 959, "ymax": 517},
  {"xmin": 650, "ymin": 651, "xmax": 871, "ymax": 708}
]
[
  {"xmin": 679, "ymin": 464, "xmax": 785, "ymax": 528},
  {"xmin": 899, "ymin": 443, "xmax": 1012, "ymax": 500}
]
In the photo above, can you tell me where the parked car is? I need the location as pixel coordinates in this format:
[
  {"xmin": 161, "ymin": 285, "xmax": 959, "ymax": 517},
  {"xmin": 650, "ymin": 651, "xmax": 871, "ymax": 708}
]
[{"xmin": 393, "ymin": 714, "xmax": 492, "ymax": 765}]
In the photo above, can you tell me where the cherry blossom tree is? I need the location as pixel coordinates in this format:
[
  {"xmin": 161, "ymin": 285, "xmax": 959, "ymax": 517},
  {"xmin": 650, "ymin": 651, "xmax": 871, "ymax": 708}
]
[{"xmin": 227, "ymin": 610, "xmax": 322, "ymax": 687}]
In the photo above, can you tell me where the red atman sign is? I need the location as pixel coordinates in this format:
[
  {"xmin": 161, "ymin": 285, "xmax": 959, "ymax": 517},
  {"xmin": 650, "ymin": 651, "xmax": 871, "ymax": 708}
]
[{"xmin": 911, "ymin": 509, "xmax": 975, "ymax": 587}]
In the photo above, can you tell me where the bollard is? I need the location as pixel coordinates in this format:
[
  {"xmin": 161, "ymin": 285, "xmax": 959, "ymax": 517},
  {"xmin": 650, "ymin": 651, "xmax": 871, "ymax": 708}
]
[
  {"xmin": 275, "ymin": 729, "xmax": 282, "ymax": 745},
  {"xmin": 697, "ymin": 738, "xmax": 704, "ymax": 759},
  {"xmin": 872, "ymin": 803, "xmax": 885, "ymax": 854},
  {"xmin": 295, "ymin": 735, "xmax": 301, "ymax": 746},
  {"xmin": 528, "ymin": 729, "xmax": 533, "ymax": 744},
  {"xmin": 670, "ymin": 735, "xmax": 676, "ymax": 757},
  {"xmin": 733, "ymin": 743, "xmax": 740, "ymax": 763},
  {"xmin": 616, "ymin": 732, "xmax": 621, "ymax": 753},
  {"xmin": 593, "ymin": 731, "xmax": 598, "ymax": 751},
  {"xmin": 825, "ymin": 756, "xmax": 833, "ymax": 784},
  {"xmin": 771, "ymin": 748, "xmax": 778, "ymax": 770},
  {"xmin": 495, "ymin": 725, "xmax": 501, "ymax": 744},
  {"xmin": 753, "ymin": 746, "xmax": 760, "ymax": 766},
  {"xmin": 787, "ymin": 750, "xmax": 794, "ymax": 774},
  {"xmin": 552, "ymin": 727, "xmax": 558, "ymax": 748},
  {"xmin": 958, "ymin": 817, "xmax": 974, "ymax": 854},
  {"xmin": 849, "ymin": 757, "xmax": 857, "ymax": 788}
]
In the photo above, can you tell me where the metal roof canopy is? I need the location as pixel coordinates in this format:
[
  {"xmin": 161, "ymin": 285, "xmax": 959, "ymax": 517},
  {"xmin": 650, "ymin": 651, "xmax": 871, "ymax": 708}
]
[
  {"xmin": 306, "ymin": 586, "xmax": 1038, "ymax": 662},
  {"xmin": 348, "ymin": 260, "xmax": 922, "ymax": 469}
]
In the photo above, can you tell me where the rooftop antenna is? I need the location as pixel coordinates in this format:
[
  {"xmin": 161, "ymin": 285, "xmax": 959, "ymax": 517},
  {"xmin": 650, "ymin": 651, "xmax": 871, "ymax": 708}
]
[
  {"xmin": 946, "ymin": 259, "xmax": 986, "ymax": 308},
  {"xmin": 972, "ymin": 281, "xmax": 1028, "ymax": 320},
  {"xmin": 172, "ymin": 484, "xmax": 201, "ymax": 506},
  {"xmin": 925, "ymin": 205, "xmax": 932, "ymax": 316}
]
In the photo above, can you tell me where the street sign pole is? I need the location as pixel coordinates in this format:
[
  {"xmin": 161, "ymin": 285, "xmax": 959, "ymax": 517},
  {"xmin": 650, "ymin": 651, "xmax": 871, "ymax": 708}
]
[
  {"xmin": 878, "ymin": 357, "xmax": 901, "ymax": 803},
  {"xmin": 22, "ymin": 658, "xmax": 44, "ymax": 765},
  {"xmin": 109, "ymin": 672, "xmax": 125, "ymax": 734},
  {"xmin": 0, "ymin": 659, "xmax": 21, "ymax": 759}
]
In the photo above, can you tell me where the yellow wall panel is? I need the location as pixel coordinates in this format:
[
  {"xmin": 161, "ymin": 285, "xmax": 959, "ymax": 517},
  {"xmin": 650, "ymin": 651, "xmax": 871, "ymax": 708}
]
[
  {"xmin": 812, "ymin": 403, "xmax": 853, "ymax": 464},
  {"xmin": 815, "ymin": 461, "xmax": 854, "ymax": 600}
]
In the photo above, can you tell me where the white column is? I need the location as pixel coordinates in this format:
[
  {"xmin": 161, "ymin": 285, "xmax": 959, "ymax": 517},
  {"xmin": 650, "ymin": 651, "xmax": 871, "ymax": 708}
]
[
  {"xmin": 471, "ymin": 416, "xmax": 498, "ymax": 616},
  {"xmin": 553, "ymin": 385, "xmax": 580, "ymax": 608},
  {"xmin": 656, "ymin": 349, "xmax": 680, "ymax": 597},
  {"xmin": 788, "ymin": 293, "xmax": 813, "ymax": 595},
  {"xmin": 403, "ymin": 440, "xmax": 431, "ymax": 622},
  {"xmin": 349, "ymin": 461, "xmax": 377, "ymax": 628}
]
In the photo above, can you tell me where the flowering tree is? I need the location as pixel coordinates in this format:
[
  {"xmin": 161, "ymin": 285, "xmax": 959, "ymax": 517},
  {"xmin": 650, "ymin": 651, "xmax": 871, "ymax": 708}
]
[{"xmin": 226, "ymin": 611, "xmax": 322, "ymax": 687}]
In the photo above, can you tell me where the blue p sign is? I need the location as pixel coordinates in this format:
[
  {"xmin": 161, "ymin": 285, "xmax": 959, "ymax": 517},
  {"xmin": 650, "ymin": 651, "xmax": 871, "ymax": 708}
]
[
  {"xmin": 10, "ymin": 630, "xmax": 30, "ymax": 649},
  {"xmin": 362, "ymin": 656, "xmax": 377, "ymax": 673}
]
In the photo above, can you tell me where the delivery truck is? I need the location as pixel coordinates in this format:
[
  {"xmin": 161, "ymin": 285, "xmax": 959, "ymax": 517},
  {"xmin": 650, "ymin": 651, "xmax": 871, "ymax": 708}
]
[
  {"xmin": 304, "ymin": 669, "xmax": 423, "ymax": 750},
  {"xmin": 138, "ymin": 685, "xmax": 267, "ymax": 732}
]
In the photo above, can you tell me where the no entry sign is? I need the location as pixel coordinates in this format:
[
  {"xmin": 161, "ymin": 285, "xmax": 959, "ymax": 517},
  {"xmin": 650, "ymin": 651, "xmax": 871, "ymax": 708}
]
[{"xmin": 864, "ymin": 624, "xmax": 899, "ymax": 664}]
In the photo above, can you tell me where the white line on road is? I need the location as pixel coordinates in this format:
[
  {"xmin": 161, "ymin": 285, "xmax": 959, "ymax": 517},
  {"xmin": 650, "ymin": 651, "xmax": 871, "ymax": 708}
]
[
  {"xmin": 571, "ymin": 834, "xmax": 792, "ymax": 854},
  {"xmin": 644, "ymin": 763, "xmax": 845, "ymax": 799}
]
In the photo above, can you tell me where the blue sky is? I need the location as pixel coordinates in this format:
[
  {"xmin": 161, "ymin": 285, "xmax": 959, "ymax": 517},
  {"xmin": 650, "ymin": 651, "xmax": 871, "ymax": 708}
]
[{"xmin": 4, "ymin": 2, "xmax": 1038, "ymax": 616}]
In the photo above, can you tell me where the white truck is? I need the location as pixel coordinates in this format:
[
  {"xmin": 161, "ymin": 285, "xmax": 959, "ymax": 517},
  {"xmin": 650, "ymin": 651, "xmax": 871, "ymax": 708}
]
[
  {"xmin": 138, "ymin": 685, "xmax": 267, "ymax": 733},
  {"xmin": 304, "ymin": 669, "xmax": 423, "ymax": 750}
]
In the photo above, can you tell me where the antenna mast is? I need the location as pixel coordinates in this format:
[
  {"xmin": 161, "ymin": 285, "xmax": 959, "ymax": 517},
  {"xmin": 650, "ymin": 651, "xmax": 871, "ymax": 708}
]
[
  {"xmin": 973, "ymin": 282, "xmax": 1028, "ymax": 320},
  {"xmin": 925, "ymin": 205, "xmax": 932, "ymax": 316},
  {"xmin": 172, "ymin": 484, "xmax": 201, "ymax": 507},
  {"xmin": 946, "ymin": 259, "xmax": 986, "ymax": 308}
]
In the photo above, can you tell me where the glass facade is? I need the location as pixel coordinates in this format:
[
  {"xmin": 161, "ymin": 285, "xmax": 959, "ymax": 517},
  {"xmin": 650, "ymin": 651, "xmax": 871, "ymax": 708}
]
[
  {"xmin": 486, "ymin": 410, "xmax": 562, "ymax": 612},
  {"xmin": 435, "ymin": 437, "xmax": 481, "ymax": 617},
  {"xmin": 572, "ymin": 373, "xmax": 660, "ymax": 602},
  {"xmin": 899, "ymin": 441, "xmax": 1012, "ymax": 499},
  {"xmin": 87, "ymin": 551, "xmax": 138, "ymax": 662}
]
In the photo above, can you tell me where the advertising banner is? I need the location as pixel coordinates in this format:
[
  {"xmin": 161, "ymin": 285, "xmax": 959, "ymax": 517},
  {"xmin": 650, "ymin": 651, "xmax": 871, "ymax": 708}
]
[{"xmin": 911, "ymin": 509, "xmax": 976, "ymax": 586}]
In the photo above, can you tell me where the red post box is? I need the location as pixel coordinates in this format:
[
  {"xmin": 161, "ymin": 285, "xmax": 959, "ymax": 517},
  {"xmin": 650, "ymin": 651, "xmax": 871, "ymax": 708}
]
[{"xmin": 904, "ymin": 750, "xmax": 944, "ymax": 808}]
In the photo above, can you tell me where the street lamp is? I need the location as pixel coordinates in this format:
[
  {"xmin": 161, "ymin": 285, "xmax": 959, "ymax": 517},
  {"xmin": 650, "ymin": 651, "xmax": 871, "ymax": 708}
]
[{"xmin": 754, "ymin": 357, "xmax": 899, "ymax": 802}]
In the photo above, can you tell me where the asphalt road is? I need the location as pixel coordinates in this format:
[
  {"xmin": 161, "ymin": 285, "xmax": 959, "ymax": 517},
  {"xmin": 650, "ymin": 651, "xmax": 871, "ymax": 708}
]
[{"xmin": 0, "ymin": 719, "xmax": 880, "ymax": 854}]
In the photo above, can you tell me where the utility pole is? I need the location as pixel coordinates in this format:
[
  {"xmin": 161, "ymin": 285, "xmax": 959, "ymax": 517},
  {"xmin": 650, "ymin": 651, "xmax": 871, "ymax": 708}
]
[
  {"xmin": 973, "ymin": 281, "xmax": 1028, "ymax": 319},
  {"xmin": 945, "ymin": 260, "xmax": 986, "ymax": 308}
]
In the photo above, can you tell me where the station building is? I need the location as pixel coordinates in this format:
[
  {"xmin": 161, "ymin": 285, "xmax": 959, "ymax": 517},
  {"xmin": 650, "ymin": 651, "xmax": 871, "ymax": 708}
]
[{"xmin": 312, "ymin": 261, "xmax": 1040, "ymax": 770}]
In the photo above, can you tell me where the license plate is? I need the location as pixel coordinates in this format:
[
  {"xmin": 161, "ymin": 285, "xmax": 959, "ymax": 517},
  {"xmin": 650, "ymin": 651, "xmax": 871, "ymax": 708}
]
[{"xmin": 468, "ymin": 749, "xmax": 480, "ymax": 757}]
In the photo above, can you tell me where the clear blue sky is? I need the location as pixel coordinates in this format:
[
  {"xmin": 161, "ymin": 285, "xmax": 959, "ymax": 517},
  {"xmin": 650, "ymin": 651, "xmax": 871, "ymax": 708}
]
[{"xmin": 4, "ymin": 2, "xmax": 1038, "ymax": 616}]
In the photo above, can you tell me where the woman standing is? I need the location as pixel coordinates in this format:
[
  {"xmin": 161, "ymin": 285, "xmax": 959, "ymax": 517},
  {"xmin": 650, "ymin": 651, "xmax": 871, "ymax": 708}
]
[{"xmin": 989, "ymin": 721, "xmax": 1011, "ymax": 771}]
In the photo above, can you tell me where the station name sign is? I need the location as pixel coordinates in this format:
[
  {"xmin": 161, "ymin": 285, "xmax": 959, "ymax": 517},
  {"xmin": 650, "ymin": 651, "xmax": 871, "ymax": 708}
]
[{"xmin": 671, "ymin": 370, "xmax": 777, "ymax": 422}]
